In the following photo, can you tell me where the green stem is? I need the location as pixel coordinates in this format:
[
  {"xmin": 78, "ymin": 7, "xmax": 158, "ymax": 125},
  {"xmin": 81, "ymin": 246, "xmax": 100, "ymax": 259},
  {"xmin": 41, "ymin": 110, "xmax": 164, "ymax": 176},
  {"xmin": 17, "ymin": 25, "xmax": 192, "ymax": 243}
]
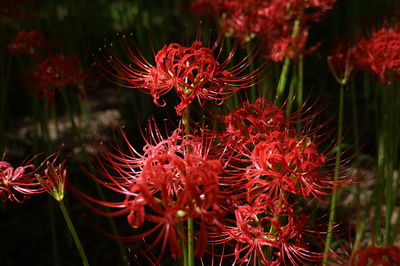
[
  {"xmin": 58, "ymin": 200, "xmax": 89, "ymax": 266},
  {"xmin": 276, "ymin": 57, "xmax": 291, "ymax": 100},
  {"xmin": 322, "ymin": 82, "xmax": 344, "ymax": 265},
  {"xmin": 182, "ymin": 103, "xmax": 194, "ymax": 266},
  {"xmin": 187, "ymin": 217, "xmax": 194, "ymax": 266},
  {"xmin": 276, "ymin": 19, "xmax": 300, "ymax": 101},
  {"xmin": 297, "ymin": 54, "xmax": 304, "ymax": 110}
]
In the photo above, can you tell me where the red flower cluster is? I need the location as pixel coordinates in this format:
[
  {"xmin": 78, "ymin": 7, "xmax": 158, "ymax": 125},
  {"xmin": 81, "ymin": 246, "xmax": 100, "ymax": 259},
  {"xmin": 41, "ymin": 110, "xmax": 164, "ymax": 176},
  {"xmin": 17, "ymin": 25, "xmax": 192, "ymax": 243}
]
[
  {"xmin": 351, "ymin": 26, "xmax": 400, "ymax": 85},
  {"xmin": 6, "ymin": 30, "xmax": 51, "ymax": 59},
  {"xmin": 191, "ymin": 0, "xmax": 335, "ymax": 61},
  {"xmin": 105, "ymin": 40, "xmax": 256, "ymax": 114},
  {"xmin": 29, "ymin": 55, "xmax": 88, "ymax": 104},
  {"xmin": 77, "ymin": 98, "xmax": 347, "ymax": 264}
]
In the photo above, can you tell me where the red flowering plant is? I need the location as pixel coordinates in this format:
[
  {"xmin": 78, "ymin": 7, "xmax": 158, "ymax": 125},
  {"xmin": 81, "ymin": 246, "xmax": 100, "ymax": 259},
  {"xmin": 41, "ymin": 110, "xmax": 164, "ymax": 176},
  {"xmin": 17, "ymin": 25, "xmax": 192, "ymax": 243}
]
[
  {"xmin": 350, "ymin": 246, "xmax": 400, "ymax": 266},
  {"xmin": 0, "ymin": 157, "xmax": 44, "ymax": 203},
  {"xmin": 101, "ymin": 38, "xmax": 258, "ymax": 114},
  {"xmin": 351, "ymin": 26, "xmax": 400, "ymax": 85},
  {"xmin": 190, "ymin": 0, "xmax": 335, "ymax": 61},
  {"xmin": 6, "ymin": 30, "xmax": 52, "ymax": 59},
  {"xmin": 72, "ymin": 125, "xmax": 228, "ymax": 260},
  {"xmin": 29, "ymin": 55, "xmax": 88, "ymax": 104},
  {"xmin": 210, "ymin": 197, "xmax": 321, "ymax": 265}
]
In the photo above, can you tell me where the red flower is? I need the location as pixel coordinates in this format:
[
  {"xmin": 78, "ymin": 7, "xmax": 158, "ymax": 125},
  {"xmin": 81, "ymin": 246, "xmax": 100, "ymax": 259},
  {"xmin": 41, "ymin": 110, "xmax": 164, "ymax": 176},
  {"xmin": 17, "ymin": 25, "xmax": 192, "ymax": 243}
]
[
  {"xmin": 327, "ymin": 42, "xmax": 354, "ymax": 85},
  {"xmin": 212, "ymin": 196, "xmax": 321, "ymax": 265},
  {"xmin": 29, "ymin": 55, "xmax": 88, "ymax": 104},
  {"xmin": 351, "ymin": 26, "xmax": 400, "ymax": 85},
  {"xmin": 223, "ymin": 99, "xmax": 294, "ymax": 143},
  {"xmin": 350, "ymin": 246, "xmax": 400, "ymax": 266},
  {"xmin": 6, "ymin": 30, "xmax": 51, "ymax": 59},
  {"xmin": 245, "ymin": 132, "xmax": 330, "ymax": 201},
  {"xmin": 104, "ymin": 40, "xmax": 257, "ymax": 114},
  {"xmin": 73, "ymin": 126, "xmax": 226, "ymax": 259},
  {"xmin": 36, "ymin": 158, "xmax": 67, "ymax": 201},
  {"xmin": 0, "ymin": 158, "xmax": 44, "ymax": 203},
  {"xmin": 190, "ymin": 0, "xmax": 335, "ymax": 60}
]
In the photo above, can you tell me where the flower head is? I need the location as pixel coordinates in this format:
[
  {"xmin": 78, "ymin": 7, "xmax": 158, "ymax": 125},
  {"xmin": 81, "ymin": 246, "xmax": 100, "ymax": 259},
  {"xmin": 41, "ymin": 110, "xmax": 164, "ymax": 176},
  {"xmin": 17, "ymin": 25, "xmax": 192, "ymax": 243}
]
[
  {"xmin": 104, "ymin": 39, "xmax": 257, "ymax": 114},
  {"xmin": 36, "ymin": 159, "xmax": 67, "ymax": 201},
  {"xmin": 0, "ymin": 158, "xmax": 43, "ymax": 202},
  {"xmin": 73, "ymin": 125, "xmax": 226, "ymax": 259},
  {"xmin": 6, "ymin": 30, "xmax": 51, "ymax": 59},
  {"xmin": 351, "ymin": 26, "xmax": 400, "ymax": 84},
  {"xmin": 29, "ymin": 55, "xmax": 88, "ymax": 104}
]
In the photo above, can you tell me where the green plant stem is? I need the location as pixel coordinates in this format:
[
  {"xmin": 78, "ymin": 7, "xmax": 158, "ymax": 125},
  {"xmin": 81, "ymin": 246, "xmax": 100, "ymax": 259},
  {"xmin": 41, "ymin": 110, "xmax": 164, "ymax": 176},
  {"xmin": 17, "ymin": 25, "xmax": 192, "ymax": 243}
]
[
  {"xmin": 276, "ymin": 57, "xmax": 291, "ymax": 100},
  {"xmin": 58, "ymin": 199, "xmax": 89, "ymax": 266},
  {"xmin": 276, "ymin": 19, "xmax": 300, "ymax": 101},
  {"xmin": 322, "ymin": 82, "xmax": 344, "ymax": 265},
  {"xmin": 187, "ymin": 217, "xmax": 194, "ymax": 266},
  {"xmin": 182, "ymin": 103, "xmax": 194, "ymax": 266}
]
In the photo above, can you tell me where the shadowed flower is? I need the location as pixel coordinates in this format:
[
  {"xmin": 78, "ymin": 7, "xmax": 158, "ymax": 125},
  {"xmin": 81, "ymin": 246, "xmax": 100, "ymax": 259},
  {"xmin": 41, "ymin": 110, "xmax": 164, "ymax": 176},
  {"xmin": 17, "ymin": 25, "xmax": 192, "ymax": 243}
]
[
  {"xmin": 190, "ymin": 0, "xmax": 335, "ymax": 60},
  {"xmin": 6, "ymin": 30, "xmax": 51, "ymax": 59},
  {"xmin": 29, "ymin": 55, "xmax": 88, "ymax": 104},
  {"xmin": 36, "ymin": 159, "xmax": 67, "ymax": 201},
  {"xmin": 0, "ymin": 158, "xmax": 44, "ymax": 202},
  {"xmin": 350, "ymin": 246, "xmax": 400, "ymax": 265},
  {"xmin": 103, "ymin": 39, "xmax": 258, "ymax": 114},
  {"xmin": 351, "ymin": 26, "xmax": 400, "ymax": 85}
]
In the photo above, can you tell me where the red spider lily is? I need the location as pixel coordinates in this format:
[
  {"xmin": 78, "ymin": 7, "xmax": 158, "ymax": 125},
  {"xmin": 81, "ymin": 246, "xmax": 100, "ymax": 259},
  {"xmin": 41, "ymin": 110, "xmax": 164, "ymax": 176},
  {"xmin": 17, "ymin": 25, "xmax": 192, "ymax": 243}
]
[
  {"xmin": 351, "ymin": 26, "xmax": 400, "ymax": 85},
  {"xmin": 36, "ymin": 159, "xmax": 67, "ymax": 201},
  {"xmin": 210, "ymin": 196, "xmax": 321, "ymax": 265},
  {"xmin": 102, "ymin": 39, "xmax": 258, "ymax": 114},
  {"xmin": 223, "ymin": 98, "xmax": 295, "ymax": 143},
  {"xmin": 327, "ymin": 42, "xmax": 354, "ymax": 85},
  {"xmin": 244, "ymin": 131, "xmax": 333, "ymax": 202},
  {"xmin": 0, "ymin": 158, "xmax": 44, "ymax": 203},
  {"xmin": 270, "ymin": 30, "xmax": 310, "ymax": 62},
  {"xmin": 350, "ymin": 246, "xmax": 400, "ymax": 266},
  {"xmin": 29, "ymin": 55, "xmax": 88, "ymax": 104},
  {"xmin": 72, "ymin": 125, "xmax": 227, "ymax": 259},
  {"xmin": 6, "ymin": 30, "xmax": 51, "ymax": 59},
  {"xmin": 190, "ymin": 0, "xmax": 335, "ymax": 60}
]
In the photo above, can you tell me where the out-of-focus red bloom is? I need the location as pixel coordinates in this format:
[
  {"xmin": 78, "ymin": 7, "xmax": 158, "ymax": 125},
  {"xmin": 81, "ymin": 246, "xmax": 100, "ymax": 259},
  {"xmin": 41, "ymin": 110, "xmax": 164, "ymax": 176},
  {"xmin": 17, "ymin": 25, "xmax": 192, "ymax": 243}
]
[
  {"xmin": 351, "ymin": 26, "xmax": 400, "ymax": 85},
  {"xmin": 29, "ymin": 55, "xmax": 88, "ymax": 104},
  {"xmin": 6, "ymin": 30, "xmax": 51, "ymax": 59},
  {"xmin": 0, "ymin": 158, "xmax": 44, "ymax": 203},
  {"xmin": 104, "ymin": 40, "xmax": 257, "ymax": 114},
  {"xmin": 327, "ymin": 42, "xmax": 354, "ymax": 85},
  {"xmin": 190, "ymin": 0, "xmax": 335, "ymax": 60},
  {"xmin": 0, "ymin": 0, "xmax": 40, "ymax": 21},
  {"xmin": 270, "ymin": 30, "xmax": 310, "ymax": 62},
  {"xmin": 350, "ymin": 246, "xmax": 400, "ymax": 266},
  {"xmin": 73, "ymin": 126, "xmax": 226, "ymax": 259}
]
